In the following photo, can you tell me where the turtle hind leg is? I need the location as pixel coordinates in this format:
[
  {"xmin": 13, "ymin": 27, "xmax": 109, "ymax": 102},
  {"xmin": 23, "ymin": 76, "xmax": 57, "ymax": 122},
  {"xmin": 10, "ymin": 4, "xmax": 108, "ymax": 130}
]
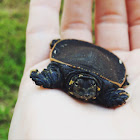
[
  {"xmin": 30, "ymin": 64, "xmax": 63, "ymax": 88},
  {"xmin": 50, "ymin": 39, "xmax": 60, "ymax": 49},
  {"xmin": 97, "ymin": 88, "xmax": 129, "ymax": 108}
]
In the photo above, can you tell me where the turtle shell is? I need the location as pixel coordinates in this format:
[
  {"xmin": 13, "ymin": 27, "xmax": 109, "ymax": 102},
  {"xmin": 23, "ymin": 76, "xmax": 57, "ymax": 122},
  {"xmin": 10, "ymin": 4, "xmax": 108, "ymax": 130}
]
[{"xmin": 50, "ymin": 39, "xmax": 126, "ymax": 87}]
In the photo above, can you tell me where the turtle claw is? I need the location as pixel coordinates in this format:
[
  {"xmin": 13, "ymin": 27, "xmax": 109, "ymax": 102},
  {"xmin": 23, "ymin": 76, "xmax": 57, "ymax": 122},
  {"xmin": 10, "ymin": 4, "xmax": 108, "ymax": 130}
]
[
  {"xmin": 108, "ymin": 91, "xmax": 129, "ymax": 107},
  {"xmin": 98, "ymin": 89, "xmax": 129, "ymax": 108}
]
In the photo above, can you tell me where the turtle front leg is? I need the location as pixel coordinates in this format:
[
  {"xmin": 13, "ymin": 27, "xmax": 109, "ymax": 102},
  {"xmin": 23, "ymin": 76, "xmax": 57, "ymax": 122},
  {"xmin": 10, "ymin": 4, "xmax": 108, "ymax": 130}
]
[
  {"xmin": 97, "ymin": 88, "xmax": 129, "ymax": 108},
  {"xmin": 30, "ymin": 64, "xmax": 63, "ymax": 88}
]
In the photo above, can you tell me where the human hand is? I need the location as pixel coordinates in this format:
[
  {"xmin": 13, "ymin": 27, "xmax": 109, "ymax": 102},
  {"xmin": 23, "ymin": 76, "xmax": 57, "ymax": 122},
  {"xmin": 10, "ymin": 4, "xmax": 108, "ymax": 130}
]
[{"xmin": 9, "ymin": 0, "xmax": 140, "ymax": 139}]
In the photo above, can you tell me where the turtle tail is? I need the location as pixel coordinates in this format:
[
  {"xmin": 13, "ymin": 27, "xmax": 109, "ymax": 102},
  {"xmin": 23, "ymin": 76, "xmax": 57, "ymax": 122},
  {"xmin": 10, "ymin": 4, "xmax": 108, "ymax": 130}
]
[{"xmin": 50, "ymin": 39, "xmax": 60, "ymax": 49}]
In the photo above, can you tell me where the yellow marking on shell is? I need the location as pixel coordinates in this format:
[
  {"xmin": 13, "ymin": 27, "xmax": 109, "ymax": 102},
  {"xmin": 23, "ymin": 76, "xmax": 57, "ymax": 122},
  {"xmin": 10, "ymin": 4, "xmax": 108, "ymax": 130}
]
[
  {"xmin": 97, "ymin": 86, "xmax": 101, "ymax": 91},
  {"xmin": 51, "ymin": 57, "xmax": 126, "ymax": 87},
  {"xmin": 69, "ymin": 80, "xmax": 74, "ymax": 85},
  {"xmin": 93, "ymin": 97, "xmax": 96, "ymax": 99}
]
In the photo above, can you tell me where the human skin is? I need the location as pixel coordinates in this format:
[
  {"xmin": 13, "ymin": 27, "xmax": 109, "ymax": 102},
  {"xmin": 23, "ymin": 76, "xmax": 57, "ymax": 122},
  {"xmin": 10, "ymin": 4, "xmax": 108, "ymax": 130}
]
[{"xmin": 9, "ymin": 0, "xmax": 140, "ymax": 139}]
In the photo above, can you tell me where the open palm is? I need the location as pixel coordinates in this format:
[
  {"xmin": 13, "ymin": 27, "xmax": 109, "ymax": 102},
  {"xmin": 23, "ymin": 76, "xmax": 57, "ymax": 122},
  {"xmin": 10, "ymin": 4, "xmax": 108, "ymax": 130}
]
[{"xmin": 9, "ymin": 0, "xmax": 140, "ymax": 139}]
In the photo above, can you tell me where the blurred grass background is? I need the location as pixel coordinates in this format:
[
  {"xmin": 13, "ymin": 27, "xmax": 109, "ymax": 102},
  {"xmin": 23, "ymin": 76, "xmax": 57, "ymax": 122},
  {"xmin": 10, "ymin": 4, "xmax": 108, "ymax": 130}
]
[
  {"xmin": 0, "ymin": 0, "xmax": 95, "ymax": 139},
  {"xmin": 0, "ymin": 0, "xmax": 29, "ymax": 139}
]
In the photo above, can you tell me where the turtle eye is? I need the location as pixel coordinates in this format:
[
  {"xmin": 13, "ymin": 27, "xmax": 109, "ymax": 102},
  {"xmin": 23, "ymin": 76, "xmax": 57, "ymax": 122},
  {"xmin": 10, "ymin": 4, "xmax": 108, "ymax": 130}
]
[{"xmin": 90, "ymin": 80, "xmax": 96, "ymax": 86}]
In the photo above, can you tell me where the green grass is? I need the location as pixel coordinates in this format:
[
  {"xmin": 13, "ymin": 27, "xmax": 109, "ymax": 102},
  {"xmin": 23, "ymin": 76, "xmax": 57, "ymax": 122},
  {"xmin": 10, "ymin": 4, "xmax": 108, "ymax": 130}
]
[{"xmin": 0, "ymin": 1, "xmax": 29, "ymax": 139}]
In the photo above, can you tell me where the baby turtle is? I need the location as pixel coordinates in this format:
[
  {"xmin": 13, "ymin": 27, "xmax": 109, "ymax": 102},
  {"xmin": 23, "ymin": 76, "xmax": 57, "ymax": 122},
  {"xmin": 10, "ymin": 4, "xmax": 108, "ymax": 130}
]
[{"xmin": 30, "ymin": 39, "xmax": 129, "ymax": 108}]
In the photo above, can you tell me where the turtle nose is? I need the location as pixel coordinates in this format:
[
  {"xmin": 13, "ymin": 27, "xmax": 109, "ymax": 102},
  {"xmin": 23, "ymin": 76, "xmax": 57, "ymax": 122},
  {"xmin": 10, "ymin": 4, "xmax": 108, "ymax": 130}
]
[{"xmin": 84, "ymin": 94, "xmax": 90, "ymax": 98}]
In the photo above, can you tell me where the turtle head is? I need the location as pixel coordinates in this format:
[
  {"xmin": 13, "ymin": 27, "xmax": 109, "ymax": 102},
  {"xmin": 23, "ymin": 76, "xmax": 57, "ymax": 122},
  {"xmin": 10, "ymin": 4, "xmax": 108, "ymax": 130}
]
[{"xmin": 68, "ymin": 74, "xmax": 101, "ymax": 100}]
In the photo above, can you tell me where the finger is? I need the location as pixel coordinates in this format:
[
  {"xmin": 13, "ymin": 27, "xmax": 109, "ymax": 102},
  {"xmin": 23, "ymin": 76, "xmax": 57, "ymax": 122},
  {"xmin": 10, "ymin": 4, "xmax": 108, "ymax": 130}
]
[
  {"xmin": 95, "ymin": 0, "xmax": 129, "ymax": 51},
  {"xmin": 126, "ymin": 0, "xmax": 140, "ymax": 50},
  {"xmin": 61, "ymin": 0, "xmax": 93, "ymax": 43},
  {"xmin": 25, "ymin": 0, "xmax": 61, "ymax": 71}
]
